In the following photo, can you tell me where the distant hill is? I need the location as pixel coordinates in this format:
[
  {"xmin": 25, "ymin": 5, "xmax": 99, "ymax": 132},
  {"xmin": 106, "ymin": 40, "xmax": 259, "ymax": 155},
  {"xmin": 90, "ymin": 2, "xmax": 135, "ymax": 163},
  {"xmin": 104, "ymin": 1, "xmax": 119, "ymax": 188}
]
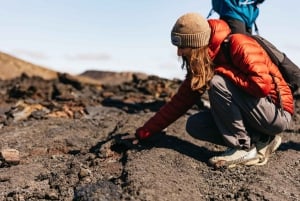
[
  {"xmin": 80, "ymin": 70, "xmax": 149, "ymax": 86},
  {"xmin": 0, "ymin": 51, "xmax": 154, "ymax": 86},
  {"xmin": 0, "ymin": 51, "xmax": 58, "ymax": 80},
  {"xmin": 0, "ymin": 52, "xmax": 103, "ymax": 86}
]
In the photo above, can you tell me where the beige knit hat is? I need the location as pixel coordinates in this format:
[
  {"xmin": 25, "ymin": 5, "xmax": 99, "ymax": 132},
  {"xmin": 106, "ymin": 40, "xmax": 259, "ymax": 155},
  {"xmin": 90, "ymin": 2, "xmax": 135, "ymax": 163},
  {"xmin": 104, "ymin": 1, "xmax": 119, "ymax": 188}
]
[{"xmin": 171, "ymin": 13, "xmax": 211, "ymax": 48}]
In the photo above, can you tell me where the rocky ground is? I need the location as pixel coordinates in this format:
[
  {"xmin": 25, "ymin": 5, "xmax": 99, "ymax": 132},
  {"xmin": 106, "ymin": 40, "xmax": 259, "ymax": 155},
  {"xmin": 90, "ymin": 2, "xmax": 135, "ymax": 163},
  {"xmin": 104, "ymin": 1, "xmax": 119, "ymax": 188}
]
[{"xmin": 0, "ymin": 71, "xmax": 299, "ymax": 201}]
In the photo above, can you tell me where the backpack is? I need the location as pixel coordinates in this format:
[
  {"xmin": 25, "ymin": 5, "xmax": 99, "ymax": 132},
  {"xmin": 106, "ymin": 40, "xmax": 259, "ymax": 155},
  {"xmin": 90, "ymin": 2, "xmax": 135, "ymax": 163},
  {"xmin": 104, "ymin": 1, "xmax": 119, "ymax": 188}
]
[
  {"xmin": 208, "ymin": 0, "xmax": 265, "ymax": 34},
  {"xmin": 222, "ymin": 35, "xmax": 300, "ymax": 93}
]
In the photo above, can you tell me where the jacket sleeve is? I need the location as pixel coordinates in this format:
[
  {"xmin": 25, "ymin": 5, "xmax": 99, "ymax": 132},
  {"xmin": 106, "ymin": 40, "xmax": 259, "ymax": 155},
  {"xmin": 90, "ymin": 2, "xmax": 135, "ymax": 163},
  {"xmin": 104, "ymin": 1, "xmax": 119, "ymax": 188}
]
[
  {"xmin": 136, "ymin": 78, "xmax": 201, "ymax": 140},
  {"xmin": 215, "ymin": 34, "xmax": 273, "ymax": 97}
]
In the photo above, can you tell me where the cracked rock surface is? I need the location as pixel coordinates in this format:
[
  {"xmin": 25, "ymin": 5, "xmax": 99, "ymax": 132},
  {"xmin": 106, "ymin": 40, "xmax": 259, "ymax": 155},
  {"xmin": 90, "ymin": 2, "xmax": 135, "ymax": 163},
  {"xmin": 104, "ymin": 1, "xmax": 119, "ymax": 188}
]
[{"xmin": 0, "ymin": 72, "xmax": 299, "ymax": 201}]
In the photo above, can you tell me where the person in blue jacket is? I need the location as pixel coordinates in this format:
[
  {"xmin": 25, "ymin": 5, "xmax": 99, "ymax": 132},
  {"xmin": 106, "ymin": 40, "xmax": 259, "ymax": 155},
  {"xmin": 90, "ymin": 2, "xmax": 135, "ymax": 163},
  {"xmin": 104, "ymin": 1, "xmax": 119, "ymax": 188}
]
[{"xmin": 210, "ymin": 0, "xmax": 265, "ymax": 34}]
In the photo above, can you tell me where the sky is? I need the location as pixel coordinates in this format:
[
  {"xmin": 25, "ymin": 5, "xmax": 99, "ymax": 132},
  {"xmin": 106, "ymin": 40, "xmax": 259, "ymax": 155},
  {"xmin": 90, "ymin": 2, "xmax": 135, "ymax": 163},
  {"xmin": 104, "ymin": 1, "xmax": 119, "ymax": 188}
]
[{"xmin": 1, "ymin": 0, "xmax": 300, "ymax": 80}]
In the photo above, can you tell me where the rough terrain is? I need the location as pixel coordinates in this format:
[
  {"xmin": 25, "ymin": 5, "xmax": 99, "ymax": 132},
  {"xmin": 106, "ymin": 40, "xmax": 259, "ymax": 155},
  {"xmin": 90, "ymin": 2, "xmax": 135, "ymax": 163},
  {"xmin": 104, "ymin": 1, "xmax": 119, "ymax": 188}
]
[{"xmin": 0, "ymin": 52, "xmax": 299, "ymax": 201}]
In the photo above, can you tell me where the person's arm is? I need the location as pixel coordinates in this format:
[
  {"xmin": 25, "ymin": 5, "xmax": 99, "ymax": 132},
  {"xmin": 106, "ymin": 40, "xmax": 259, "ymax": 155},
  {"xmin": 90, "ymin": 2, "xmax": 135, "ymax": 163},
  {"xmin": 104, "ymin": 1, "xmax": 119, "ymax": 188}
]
[{"xmin": 136, "ymin": 78, "xmax": 201, "ymax": 140}]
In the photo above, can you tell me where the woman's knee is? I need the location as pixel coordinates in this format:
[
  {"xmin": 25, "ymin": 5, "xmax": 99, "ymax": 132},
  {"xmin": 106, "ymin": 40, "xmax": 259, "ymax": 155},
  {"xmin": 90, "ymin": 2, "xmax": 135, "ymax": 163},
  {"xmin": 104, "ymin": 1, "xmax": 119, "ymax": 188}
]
[
  {"xmin": 186, "ymin": 114, "xmax": 199, "ymax": 137},
  {"xmin": 185, "ymin": 111, "xmax": 214, "ymax": 137},
  {"xmin": 186, "ymin": 112, "xmax": 225, "ymax": 145}
]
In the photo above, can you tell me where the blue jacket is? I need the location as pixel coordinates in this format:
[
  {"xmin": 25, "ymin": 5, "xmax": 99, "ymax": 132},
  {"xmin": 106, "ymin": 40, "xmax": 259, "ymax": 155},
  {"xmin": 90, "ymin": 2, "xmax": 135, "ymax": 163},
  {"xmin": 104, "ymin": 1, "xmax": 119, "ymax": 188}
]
[{"xmin": 212, "ymin": 0, "xmax": 264, "ymax": 29}]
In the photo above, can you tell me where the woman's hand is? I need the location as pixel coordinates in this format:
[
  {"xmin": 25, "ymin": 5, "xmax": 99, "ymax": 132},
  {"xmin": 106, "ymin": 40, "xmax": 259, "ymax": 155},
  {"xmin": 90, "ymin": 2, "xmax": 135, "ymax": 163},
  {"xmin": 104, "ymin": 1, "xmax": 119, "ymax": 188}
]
[{"xmin": 121, "ymin": 127, "xmax": 152, "ymax": 145}]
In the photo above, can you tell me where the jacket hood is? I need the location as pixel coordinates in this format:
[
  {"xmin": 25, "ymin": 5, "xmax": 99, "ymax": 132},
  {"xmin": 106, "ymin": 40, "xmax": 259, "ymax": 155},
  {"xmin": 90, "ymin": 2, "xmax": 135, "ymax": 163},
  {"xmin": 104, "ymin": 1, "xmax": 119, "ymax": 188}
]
[{"xmin": 207, "ymin": 19, "xmax": 231, "ymax": 60}]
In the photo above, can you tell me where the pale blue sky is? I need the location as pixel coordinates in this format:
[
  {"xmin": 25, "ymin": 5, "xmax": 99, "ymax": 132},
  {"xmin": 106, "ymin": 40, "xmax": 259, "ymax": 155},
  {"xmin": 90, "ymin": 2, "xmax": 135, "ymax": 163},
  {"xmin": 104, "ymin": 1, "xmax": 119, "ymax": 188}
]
[{"xmin": 1, "ymin": 1, "xmax": 299, "ymax": 80}]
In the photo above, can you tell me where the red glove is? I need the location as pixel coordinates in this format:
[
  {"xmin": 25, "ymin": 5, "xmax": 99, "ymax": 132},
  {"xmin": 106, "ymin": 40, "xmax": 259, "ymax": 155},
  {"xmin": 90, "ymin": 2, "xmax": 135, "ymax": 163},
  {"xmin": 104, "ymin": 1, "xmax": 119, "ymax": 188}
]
[{"xmin": 135, "ymin": 127, "xmax": 152, "ymax": 140}]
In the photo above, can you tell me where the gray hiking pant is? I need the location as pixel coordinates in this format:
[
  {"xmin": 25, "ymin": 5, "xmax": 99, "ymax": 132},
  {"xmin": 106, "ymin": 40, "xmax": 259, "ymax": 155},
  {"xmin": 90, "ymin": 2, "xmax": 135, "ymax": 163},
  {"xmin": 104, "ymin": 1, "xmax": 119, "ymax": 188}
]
[{"xmin": 186, "ymin": 75, "xmax": 292, "ymax": 149}]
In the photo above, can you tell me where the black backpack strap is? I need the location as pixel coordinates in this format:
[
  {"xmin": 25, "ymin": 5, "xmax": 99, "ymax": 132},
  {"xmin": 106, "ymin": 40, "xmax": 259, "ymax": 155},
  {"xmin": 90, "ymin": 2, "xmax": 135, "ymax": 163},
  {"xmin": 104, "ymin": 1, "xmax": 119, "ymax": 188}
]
[
  {"xmin": 254, "ymin": 22, "xmax": 259, "ymax": 35},
  {"xmin": 221, "ymin": 35, "xmax": 232, "ymax": 64}
]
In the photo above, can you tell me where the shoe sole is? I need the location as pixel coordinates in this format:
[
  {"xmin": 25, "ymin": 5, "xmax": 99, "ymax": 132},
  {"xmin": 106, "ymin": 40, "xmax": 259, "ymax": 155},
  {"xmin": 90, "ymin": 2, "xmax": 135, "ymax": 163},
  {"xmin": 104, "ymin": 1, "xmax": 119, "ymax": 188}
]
[
  {"xmin": 210, "ymin": 147, "xmax": 259, "ymax": 168},
  {"xmin": 213, "ymin": 157, "xmax": 260, "ymax": 169},
  {"xmin": 255, "ymin": 135, "xmax": 282, "ymax": 166}
]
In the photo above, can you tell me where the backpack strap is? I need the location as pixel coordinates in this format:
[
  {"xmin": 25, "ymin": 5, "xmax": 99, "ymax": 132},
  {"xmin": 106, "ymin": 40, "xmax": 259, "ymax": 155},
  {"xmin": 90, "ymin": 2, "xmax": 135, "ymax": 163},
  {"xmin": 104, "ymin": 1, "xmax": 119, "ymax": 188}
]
[
  {"xmin": 221, "ymin": 35, "xmax": 232, "ymax": 64},
  {"xmin": 254, "ymin": 22, "xmax": 260, "ymax": 35}
]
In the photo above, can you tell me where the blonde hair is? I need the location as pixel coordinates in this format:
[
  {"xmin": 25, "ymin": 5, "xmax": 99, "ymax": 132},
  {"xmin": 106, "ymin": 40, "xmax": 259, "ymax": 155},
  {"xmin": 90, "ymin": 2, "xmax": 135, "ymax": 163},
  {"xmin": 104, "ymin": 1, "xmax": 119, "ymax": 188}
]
[{"xmin": 181, "ymin": 46, "xmax": 214, "ymax": 93}]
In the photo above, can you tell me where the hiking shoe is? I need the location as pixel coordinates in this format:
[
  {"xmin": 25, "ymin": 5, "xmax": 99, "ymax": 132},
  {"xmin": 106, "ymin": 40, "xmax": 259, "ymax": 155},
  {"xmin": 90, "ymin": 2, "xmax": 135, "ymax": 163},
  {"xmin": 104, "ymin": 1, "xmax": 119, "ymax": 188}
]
[
  {"xmin": 209, "ymin": 147, "xmax": 259, "ymax": 168},
  {"xmin": 255, "ymin": 135, "xmax": 282, "ymax": 166}
]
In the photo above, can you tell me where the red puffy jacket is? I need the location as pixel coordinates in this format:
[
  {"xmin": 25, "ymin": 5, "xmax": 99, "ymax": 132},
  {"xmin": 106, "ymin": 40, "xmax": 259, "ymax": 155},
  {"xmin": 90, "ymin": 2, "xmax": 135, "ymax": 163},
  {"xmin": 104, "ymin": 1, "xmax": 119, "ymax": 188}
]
[{"xmin": 136, "ymin": 19, "xmax": 294, "ymax": 140}]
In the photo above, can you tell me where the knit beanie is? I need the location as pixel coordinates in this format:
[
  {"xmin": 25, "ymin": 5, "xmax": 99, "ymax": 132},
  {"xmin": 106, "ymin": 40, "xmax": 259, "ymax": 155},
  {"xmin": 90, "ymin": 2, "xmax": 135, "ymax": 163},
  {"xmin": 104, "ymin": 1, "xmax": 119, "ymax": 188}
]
[{"xmin": 171, "ymin": 13, "xmax": 211, "ymax": 48}]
